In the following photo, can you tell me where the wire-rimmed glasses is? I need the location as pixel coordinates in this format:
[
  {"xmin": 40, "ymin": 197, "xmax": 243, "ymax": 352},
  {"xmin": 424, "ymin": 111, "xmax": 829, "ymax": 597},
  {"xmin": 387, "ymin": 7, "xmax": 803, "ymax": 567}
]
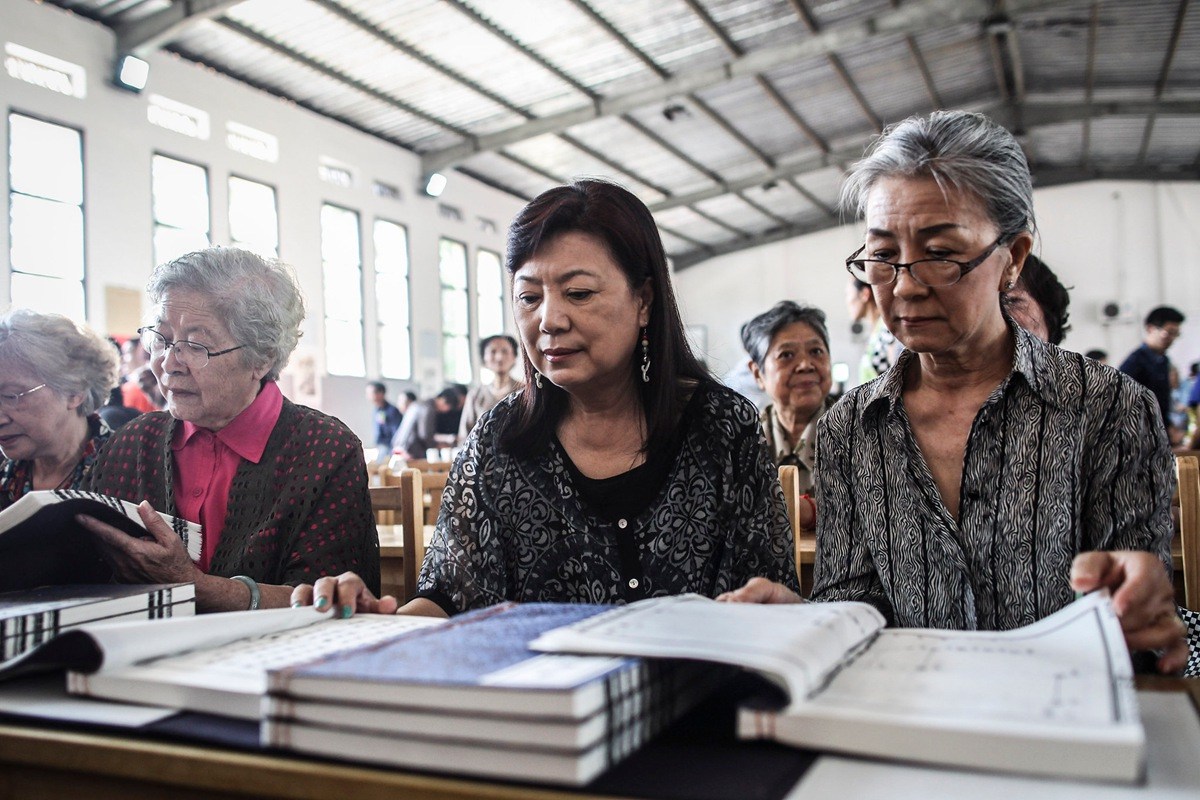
[
  {"xmin": 0, "ymin": 383, "xmax": 47, "ymax": 412},
  {"xmin": 138, "ymin": 327, "xmax": 245, "ymax": 369},
  {"xmin": 845, "ymin": 236, "xmax": 1007, "ymax": 288}
]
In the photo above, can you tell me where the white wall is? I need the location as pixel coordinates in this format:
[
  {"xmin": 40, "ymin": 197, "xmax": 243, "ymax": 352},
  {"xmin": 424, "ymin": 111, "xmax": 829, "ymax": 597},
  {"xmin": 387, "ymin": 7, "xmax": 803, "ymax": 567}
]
[
  {"xmin": 676, "ymin": 181, "xmax": 1200, "ymax": 386},
  {"xmin": 1, "ymin": 0, "xmax": 523, "ymax": 443}
]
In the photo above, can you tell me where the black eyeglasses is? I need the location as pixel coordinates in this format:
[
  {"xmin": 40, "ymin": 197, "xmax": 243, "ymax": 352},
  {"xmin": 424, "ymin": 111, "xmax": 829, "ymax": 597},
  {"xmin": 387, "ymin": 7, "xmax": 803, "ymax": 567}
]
[
  {"xmin": 845, "ymin": 236, "xmax": 1007, "ymax": 288},
  {"xmin": 138, "ymin": 327, "xmax": 244, "ymax": 369}
]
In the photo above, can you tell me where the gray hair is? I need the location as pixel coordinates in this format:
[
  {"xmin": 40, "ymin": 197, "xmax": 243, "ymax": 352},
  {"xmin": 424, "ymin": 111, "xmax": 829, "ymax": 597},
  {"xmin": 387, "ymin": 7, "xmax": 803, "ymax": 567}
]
[
  {"xmin": 0, "ymin": 309, "xmax": 118, "ymax": 415},
  {"xmin": 840, "ymin": 110, "xmax": 1036, "ymax": 240},
  {"xmin": 147, "ymin": 248, "xmax": 305, "ymax": 382},
  {"xmin": 740, "ymin": 301, "xmax": 829, "ymax": 367}
]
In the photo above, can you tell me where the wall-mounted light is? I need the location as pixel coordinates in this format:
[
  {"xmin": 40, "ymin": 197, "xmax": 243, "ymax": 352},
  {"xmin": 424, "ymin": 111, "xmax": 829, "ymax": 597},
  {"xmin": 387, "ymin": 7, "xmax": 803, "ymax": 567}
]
[
  {"xmin": 114, "ymin": 54, "xmax": 149, "ymax": 92},
  {"xmin": 424, "ymin": 172, "xmax": 447, "ymax": 198}
]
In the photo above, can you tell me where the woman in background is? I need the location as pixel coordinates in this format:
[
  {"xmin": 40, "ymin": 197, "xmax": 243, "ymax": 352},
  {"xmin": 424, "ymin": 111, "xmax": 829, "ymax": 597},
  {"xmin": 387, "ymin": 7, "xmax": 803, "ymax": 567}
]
[
  {"xmin": 0, "ymin": 309, "xmax": 116, "ymax": 508},
  {"xmin": 740, "ymin": 301, "xmax": 832, "ymax": 532},
  {"xmin": 457, "ymin": 334, "xmax": 521, "ymax": 443},
  {"xmin": 298, "ymin": 179, "xmax": 799, "ymax": 617}
]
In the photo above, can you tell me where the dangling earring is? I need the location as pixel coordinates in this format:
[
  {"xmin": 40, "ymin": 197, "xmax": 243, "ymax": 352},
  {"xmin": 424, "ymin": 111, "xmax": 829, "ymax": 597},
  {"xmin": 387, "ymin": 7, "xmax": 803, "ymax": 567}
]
[
  {"xmin": 534, "ymin": 371, "xmax": 543, "ymax": 389},
  {"xmin": 640, "ymin": 327, "xmax": 650, "ymax": 384}
]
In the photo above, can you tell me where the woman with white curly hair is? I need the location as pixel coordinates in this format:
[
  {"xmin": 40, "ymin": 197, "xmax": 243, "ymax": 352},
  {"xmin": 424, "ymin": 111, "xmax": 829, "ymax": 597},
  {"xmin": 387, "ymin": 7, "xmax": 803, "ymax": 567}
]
[
  {"xmin": 80, "ymin": 248, "xmax": 379, "ymax": 612},
  {"xmin": 0, "ymin": 309, "xmax": 118, "ymax": 508}
]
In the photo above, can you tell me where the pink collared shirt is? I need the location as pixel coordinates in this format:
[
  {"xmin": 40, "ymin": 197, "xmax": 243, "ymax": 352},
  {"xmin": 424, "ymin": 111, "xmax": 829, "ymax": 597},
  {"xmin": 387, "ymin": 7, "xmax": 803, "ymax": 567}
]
[{"xmin": 172, "ymin": 382, "xmax": 283, "ymax": 572}]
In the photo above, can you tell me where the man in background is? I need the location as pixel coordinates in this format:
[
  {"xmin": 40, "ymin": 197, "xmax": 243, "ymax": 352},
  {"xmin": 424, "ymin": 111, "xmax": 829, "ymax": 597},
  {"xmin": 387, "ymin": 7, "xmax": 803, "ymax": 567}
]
[
  {"xmin": 1120, "ymin": 305, "xmax": 1185, "ymax": 437},
  {"xmin": 366, "ymin": 381, "xmax": 404, "ymax": 456},
  {"xmin": 392, "ymin": 387, "xmax": 460, "ymax": 461}
]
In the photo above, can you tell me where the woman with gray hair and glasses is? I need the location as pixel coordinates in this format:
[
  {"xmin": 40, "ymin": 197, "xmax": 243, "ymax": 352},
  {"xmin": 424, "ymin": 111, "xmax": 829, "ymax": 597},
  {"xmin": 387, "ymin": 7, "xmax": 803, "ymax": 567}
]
[
  {"xmin": 79, "ymin": 248, "xmax": 379, "ymax": 613},
  {"xmin": 740, "ymin": 301, "xmax": 832, "ymax": 531},
  {"xmin": 0, "ymin": 309, "xmax": 117, "ymax": 508},
  {"xmin": 723, "ymin": 110, "xmax": 1186, "ymax": 674}
]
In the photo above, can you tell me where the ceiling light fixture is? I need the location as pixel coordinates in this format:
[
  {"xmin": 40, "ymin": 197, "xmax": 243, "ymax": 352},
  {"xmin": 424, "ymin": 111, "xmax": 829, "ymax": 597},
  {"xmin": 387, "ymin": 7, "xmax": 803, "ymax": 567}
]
[
  {"xmin": 424, "ymin": 172, "xmax": 448, "ymax": 198},
  {"xmin": 114, "ymin": 54, "xmax": 149, "ymax": 92}
]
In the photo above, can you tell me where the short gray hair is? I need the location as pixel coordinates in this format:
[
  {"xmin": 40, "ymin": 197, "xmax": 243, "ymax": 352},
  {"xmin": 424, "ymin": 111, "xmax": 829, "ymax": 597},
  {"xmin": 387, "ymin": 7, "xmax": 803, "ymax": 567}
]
[
  {"xmin": 740, "ymin": 301, "xmax": 829, "ymax": 368},
  {"xmin": 148, "ymin": 248, "xmax": 305, "ymax": 382},
  {"xmin": 0, "ymin": 309, "xmax": 118, "ymax": 415},
  {"xmin": 840, "ymin": 110, "xmax": 1036, "ymax": 240}
]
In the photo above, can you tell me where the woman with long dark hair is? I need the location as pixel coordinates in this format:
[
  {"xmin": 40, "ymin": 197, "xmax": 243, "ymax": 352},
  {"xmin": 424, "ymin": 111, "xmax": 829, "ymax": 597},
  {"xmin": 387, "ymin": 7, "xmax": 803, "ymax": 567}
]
[{"xmin": 297, "ymin": 179, "xmax": 798, "ymax": 617}]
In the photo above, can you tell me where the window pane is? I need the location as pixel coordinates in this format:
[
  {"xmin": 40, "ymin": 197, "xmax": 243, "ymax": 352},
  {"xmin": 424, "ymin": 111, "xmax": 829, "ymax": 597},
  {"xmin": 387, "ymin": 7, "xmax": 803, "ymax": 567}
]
[
  {"xmin": 152, "ymin": 156, "xmax": 209, "ymax": 231},
  {"xmin": 323, "ymin": 262, "xmax": 363, "ymax": 321},
  {"xmin": 441, "ymin": 287, "xmax": 469, "ymax": 336},
  {"xmin": 154, "ymin": 226, "xmax": 210, "ymax": 267},
  {"xmin": 476, "ymin": 250, "xmax": 503, "ymax": 295},
  {"xmin": 9, "ymin": 115, "xmax": 83, "ymax": 204},
  {"xmin": 10, "ymin": 273, "xmax": 85, "ymax": 321},
  {"xmin": 380, "ymin": 324, "xmax": 411, "ymax": 379},
  {"xmin": 228, "ymin": 176, "xmax": 278, "ymax": 257},
  {"xmin": 10, "ymin": 194, "xmax": 84, "ymax": 279},
  {"xmin": 376, "ymin": 273, "xmax": 409, "ymax": 326},
  {"xmin": 443, "ymin": 334, "xmax": 472, "ymax": 384},
  {"xmin": 438, "ymin": 239, "xmax": 467, "ymax": 288},
  {"xmin": 374, "ymin": 221, "xmax": 408, "ymax": 275},
  {"xmin": 321, "ymin": 206, "xmax": 360, "ymax": 266},
  {"xmin": 325, "ymin": 319, "xmax": 365, "ymax": 376},
  {"xmin": 478, "ymin": 301, "xmax": 504, "ymax": 339}
]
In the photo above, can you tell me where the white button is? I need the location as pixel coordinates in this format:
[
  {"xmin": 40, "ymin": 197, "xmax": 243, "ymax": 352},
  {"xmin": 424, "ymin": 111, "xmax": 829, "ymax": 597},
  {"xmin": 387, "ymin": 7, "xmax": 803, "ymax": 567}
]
[
  {"xmin": 628, "ymin": 578, "xmax": 639, "ymax": 589},
  {"xmin": 617, "ymin": 518, "xmax": 628, "ymax": 529}
]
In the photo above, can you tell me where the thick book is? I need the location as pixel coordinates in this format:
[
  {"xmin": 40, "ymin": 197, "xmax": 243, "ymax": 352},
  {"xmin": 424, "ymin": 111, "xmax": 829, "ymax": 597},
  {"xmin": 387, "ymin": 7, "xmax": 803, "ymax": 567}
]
[
  {"xmin": 61, "ymin": 608, "xmax": 442, "ymax": 719},
  {"xmin": 0, "ymin": 490, "xmax": 202, "ymax": 591},
  {"xmin": 532, "ymin": 591, "xmax": 1145, "ymax": 783},
  {"xmin": 264, "ymin": 602, "xmax": 730, "ymax": 785},
  {"xmin": 0, "ymin": 583, "xmax": 195, "ymax": 663}
]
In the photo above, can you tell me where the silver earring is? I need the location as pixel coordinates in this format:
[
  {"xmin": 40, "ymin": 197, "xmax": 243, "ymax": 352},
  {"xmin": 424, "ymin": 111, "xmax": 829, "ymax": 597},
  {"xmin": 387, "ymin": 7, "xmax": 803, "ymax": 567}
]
[
  {"xmin": 640, "ymin": 327, "xmax": 650, "ymax": 384},
  {"xmin": 534, "ymin": 371, "xmax": 543, "ymax": 389},
  {"xmin": 1005, "ymin": 281, "xmax": 1015, "ymax": 291}
]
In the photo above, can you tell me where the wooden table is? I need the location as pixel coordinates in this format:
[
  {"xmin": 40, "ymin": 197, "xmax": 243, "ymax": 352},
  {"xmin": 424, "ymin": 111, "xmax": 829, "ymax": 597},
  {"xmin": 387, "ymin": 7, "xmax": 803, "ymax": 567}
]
[
  {"xmin": 0, "ymin": 679, "xmax": 1194, "ymax": 800},
  {"xmin": 377, "ymin": 525, "xmax": 433, "ymax": 600}
]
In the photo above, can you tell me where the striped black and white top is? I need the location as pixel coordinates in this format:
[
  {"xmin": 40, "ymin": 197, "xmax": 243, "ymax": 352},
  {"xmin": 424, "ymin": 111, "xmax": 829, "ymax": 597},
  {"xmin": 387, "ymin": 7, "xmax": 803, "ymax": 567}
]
[{"xmin": 812, "ymin": 323, "xmax": 1173, "ymax": 631}]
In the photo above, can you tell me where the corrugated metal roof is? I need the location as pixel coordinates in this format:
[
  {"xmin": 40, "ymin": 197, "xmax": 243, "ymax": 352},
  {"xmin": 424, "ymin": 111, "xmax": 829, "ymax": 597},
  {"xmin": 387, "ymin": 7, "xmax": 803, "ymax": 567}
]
[{"xmin": 46, "ymin": 0, "xmax": 1200, "ymax": 269}]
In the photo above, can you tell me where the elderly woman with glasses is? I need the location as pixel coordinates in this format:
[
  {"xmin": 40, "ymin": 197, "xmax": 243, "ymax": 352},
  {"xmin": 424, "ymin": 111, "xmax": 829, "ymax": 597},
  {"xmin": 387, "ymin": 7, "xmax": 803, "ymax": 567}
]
[
  {"xmin": 78, "ymin": 248, "xmax": 379, "ymax": 613},
  {"xmin": 0, "ymin": 310, "xmax": 118, "ymax": 508},
  {"xmin": 724, "ymin": 110, "xmax": 1186, "ymax": 674},
  {"xmin": 740, "ymin": 301, "xmax": 833, "ymax": 531}
]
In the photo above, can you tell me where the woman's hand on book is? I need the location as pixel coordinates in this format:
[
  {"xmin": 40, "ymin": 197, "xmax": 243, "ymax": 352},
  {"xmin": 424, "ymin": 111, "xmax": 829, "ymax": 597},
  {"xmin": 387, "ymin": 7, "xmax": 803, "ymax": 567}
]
[
  {"xmin": 291, "ymin": 572, "xmax": 399, "ymax": 617},
  {"xmin": 716, "ymin": 576, "xmax": 803, "ymax": 605},
  {"xmin": 1071, "ymin": 550, "xmax": 1188, "ymax": 674},
  {"xmin": 77, "ymin": 501, "xmax": 200, "ymax": 585}
]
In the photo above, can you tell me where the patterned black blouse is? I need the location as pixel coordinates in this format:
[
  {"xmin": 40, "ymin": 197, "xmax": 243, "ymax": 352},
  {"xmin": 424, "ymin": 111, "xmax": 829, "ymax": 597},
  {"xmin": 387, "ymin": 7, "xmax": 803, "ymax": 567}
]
[
  {"xmin": 417, "ymin": 381, "xmax": 800, "ymax": 615},
  {"xmin": 812, "ymin": 323, "xmax": 1173, "ymax": 630}
]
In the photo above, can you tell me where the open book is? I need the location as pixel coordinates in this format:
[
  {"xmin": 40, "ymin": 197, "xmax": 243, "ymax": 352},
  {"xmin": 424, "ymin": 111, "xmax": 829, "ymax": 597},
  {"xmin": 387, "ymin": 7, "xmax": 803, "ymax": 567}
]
[
  {"xmin": 532, "ymin": 592, "xmax": 1144, "ymax": 783},
  {"xmin": 0, "ymin": 490, "xmax": 202, "ymax": 591}
]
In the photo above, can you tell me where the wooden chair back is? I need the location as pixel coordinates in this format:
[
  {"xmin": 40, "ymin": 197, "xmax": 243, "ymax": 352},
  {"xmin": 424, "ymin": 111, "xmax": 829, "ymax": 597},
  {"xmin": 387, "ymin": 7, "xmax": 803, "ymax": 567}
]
[
  {"xmin": 778, "ymin": 465, "xmax": 805, "ymax": 596},
  {"xmin": 405, "ymin": 459, "xmax": 453, "ymax": 474},
  {"xmin": 369, "ymin": 469, "xmax": 423, "ymax": 602},
  {"xmin": 422, "ymin": 471, "xmax": 449, "ymax": 526},
  {"xmin": 1176, "ymin": 455, "xmax": 1199, "ymax": 610}
]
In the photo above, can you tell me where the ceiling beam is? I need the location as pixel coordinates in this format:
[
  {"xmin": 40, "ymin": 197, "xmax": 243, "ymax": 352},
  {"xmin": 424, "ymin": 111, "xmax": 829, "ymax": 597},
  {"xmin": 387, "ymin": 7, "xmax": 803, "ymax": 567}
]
[
  {"xmin": 115, "ymin": 0, "xmax": 242, "ymax": 57},
  {"xmin": 420, "ymin": 0, "xmax": 1074, "ymax": 175},
  {"xmin": 671, "ymin": 162, "xmax": 1200, "ymax": 271}
]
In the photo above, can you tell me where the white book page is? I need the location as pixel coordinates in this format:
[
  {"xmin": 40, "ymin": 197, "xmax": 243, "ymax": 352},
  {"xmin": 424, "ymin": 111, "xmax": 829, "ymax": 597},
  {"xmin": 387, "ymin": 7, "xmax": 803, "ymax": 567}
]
[
  {"xmin": 804, "ymin": 591, "xmax": 1137, "ymax": 729},
  {"xmin": 532, "ymin": 594, "xmax": 885, "ymax": 698}
]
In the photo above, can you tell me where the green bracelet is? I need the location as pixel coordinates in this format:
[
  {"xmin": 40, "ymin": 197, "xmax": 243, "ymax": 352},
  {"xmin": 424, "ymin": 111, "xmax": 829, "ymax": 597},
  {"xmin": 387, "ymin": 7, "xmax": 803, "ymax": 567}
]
[{"xmin": 230, "ymin": 575, "xmax": 260, "ymax": 611}]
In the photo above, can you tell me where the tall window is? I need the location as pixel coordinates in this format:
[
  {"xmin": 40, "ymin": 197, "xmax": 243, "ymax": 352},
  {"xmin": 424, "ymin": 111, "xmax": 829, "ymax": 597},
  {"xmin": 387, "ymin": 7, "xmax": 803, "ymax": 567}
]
[
  {"xmin": 321, "ymin": 204, "xmax": 365, "ymax": 376},
  {"xmin": 374, "ymin": 220, "xmax": 411, "ymax": 379},
  {"xmin": 228, "ymin": 176, "xmax": 278, "ymax": 258},
  {"xmin": 476, "ymin": 248, "xmax": 505, "ymax": 340},
  {"xmin": 7, "ymin": 113, "xmax": 85, "ymax": 319},
  {"xmin": 439, "ymin": 238, "xmax": 471, "ymax": 384},
  {"xmin": 152, "ymin": 154, "xmax": 209, "ymax": 266}
]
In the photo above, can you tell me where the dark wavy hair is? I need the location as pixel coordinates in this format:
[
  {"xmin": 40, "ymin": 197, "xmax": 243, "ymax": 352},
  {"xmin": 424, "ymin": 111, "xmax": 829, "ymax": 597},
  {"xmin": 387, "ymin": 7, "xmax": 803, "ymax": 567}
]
[
  {"xmin": 499, "ymin": 179, "xmax": 712, "ymax": 458},
  {"xmin": 1008, "ymin": 255, "xmax": 1071, "ymax": 345}
]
